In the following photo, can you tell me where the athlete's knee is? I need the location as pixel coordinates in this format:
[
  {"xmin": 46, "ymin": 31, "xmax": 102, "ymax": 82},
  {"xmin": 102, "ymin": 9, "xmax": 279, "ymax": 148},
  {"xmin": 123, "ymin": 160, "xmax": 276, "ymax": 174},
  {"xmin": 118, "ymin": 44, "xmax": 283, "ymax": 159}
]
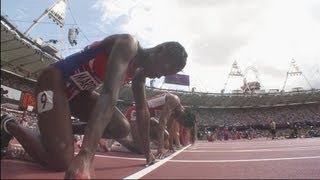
[{"xmin": 103, "ymin": 120, "xmax": 130, "ymax": 139}]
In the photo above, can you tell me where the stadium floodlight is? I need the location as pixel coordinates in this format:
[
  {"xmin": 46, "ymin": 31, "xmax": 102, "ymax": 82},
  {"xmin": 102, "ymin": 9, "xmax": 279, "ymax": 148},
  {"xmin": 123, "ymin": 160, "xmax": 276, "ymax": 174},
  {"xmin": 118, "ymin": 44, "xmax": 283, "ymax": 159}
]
[
  {"xmin": 282, "ymin": 58, "xmax": 312, "ymax": 91},
  {"xmin": 223, "ymin": 60, "xmax": 244, "ymax": 93},
  {"xmin": 48, "ymin": 0, "xmax": 67, "ymax": 28},
  {"xmin": 24, "ymin": 0, "xmax": 67, "ymax": 35}
]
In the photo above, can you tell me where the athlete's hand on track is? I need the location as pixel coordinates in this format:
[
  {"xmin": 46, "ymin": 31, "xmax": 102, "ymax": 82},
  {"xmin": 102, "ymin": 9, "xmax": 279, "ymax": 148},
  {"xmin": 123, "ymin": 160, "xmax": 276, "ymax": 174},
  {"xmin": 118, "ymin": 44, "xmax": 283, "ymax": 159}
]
[
  {"xmin": 155, "ymin": 148, "xmax": 167, "ymax": 159},
  {"xmin": 64, "ymin": 152, "xmax": 94, "ymax": 179},
  {"xmin": 168, "ymin": 146, "xmax": 176, "ymax": 153},
  {"xmin": 145, "ymin": 152, "xmax": 156, "ymax": 167}
]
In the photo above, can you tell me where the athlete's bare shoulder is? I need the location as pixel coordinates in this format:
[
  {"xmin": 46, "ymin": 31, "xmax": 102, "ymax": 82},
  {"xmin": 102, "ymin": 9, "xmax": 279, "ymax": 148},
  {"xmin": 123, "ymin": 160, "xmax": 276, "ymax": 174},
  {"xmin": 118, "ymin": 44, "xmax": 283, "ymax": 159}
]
[
  {"xmin": 100, "ymin": 34, "xmax": 138, "ymax": 54},
  {"xmin": 165, "ymin": 92, "xmax": 181, "ymax": 109},
  {"xmin": 165, "ymin": 92, "xmax": 179, "ymax": 100}
]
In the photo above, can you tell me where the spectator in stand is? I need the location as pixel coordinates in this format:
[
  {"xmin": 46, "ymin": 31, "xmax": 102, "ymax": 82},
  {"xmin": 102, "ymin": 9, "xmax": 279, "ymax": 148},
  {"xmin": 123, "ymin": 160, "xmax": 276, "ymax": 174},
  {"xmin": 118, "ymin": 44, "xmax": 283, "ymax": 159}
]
[
  {"xmin": 20, "ymin": 111, "xmax": 28, "ymax": 127},
  {"xmin": 223, "ymin": 127, "xmax": 229, "ymax": 141},
  {"xmin": 270, "ymin": 120, "xmax": 277, "ymax": 140}
]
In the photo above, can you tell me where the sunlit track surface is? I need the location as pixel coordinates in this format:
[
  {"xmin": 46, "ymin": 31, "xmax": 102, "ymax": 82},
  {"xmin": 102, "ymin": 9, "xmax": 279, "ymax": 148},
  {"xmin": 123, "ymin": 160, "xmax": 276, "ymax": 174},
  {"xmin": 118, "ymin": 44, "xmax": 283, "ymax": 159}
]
[
  {"xmin": 2, "ymin": 138, "xmax": 320, "ymax": 179},
  {"xmin": 1, "ymin": 151, "xmax": 148, "ymax": 179},
  {"xmin": 140, "ymin": 138, "xmax": 320, "ymax": 179}
]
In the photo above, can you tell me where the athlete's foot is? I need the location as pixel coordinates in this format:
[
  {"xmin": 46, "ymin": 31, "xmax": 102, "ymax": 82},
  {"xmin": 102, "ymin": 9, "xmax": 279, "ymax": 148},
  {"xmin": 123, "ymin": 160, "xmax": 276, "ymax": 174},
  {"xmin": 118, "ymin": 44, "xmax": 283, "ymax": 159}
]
[
  {"xmin": 1, "ymin": 114, "xmax": 15, "ymax": 158},
  {"xmin": 5, "ymin": 147, "xmax": 27, "ymax": 160}
]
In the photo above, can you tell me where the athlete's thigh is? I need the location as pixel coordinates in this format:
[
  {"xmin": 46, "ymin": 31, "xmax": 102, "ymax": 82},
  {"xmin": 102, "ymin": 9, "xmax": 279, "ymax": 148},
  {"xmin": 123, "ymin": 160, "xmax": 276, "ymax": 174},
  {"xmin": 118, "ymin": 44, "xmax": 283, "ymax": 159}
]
[
  {"xmin": 36, "ymin": 67, "xmax": 73, "ymax": 159},
  {"xmin": 104, "ymin": 107, "xmax": 130, "ymax": 138},
  {"xmin": 69, "ymin": 91, "xmax": 130, "ymax": 138}
]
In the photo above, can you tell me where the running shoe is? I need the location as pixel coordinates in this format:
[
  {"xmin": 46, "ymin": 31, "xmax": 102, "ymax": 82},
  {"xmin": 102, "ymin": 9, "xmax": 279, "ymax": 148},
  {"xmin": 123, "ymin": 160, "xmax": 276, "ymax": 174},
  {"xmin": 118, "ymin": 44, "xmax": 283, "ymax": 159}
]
[{"xmin": 1, "ymin": 114, "xmax": 14, "ymax": 150}]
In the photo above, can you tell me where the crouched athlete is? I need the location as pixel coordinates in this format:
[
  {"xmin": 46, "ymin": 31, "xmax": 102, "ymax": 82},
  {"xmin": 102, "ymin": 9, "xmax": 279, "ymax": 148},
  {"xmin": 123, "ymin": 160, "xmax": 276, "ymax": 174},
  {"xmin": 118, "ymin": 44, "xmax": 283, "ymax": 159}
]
[
  {"xmin": 117, "ymin": 92, "xmax": 196, "ymax": 158},
  {"xmin": 1, "ymin": 34, "xmax": 187, "ymax": 179}
]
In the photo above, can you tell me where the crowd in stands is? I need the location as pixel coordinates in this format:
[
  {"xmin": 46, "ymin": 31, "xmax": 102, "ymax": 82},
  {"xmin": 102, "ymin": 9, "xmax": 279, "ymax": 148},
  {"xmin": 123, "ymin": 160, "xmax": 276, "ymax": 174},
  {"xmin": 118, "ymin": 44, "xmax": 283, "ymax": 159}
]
[
  {"xmin": 1, "ymin": 71, "xmax": 36, "ymax": 93},
  {"xmin": 118, "ymin": 85, "xmax": 320, "ymax": 108},
  {"xmin": 1, "ymin": 107, "xmax": 39, "ymax": 133},
  {"xmin": 194, "ymin": 103, "xmax": 320, "ymax": 128}
]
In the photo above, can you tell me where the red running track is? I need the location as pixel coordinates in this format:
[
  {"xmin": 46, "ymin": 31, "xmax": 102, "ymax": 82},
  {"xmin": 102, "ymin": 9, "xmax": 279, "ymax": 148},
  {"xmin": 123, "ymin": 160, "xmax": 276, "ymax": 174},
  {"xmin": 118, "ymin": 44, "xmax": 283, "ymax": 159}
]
[{"xmin": 2, "ymin": 138, "xmax": 320, "ymax": 179}]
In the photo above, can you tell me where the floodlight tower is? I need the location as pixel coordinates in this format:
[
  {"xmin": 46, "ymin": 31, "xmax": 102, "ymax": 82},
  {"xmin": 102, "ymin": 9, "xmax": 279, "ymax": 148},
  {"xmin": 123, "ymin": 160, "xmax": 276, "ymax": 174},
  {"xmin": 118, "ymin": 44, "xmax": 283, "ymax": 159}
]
[
  {"xmin": 282, "ymin": 58, "xmax": 312, "ymax": 91},
  {"xmin": 24, "ymin": 0, "xmax": 67, "ymax": 36},
  {"xmin": 222, "ymin": 60, "xmax": 244, "ymax": 94}
]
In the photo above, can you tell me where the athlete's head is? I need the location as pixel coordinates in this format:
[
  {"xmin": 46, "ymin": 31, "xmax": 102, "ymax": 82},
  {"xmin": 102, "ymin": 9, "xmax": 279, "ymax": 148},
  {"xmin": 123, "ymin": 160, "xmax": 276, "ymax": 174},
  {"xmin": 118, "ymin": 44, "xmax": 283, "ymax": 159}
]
[
  {"xmin": 178, "ymin": 109, "xmax": 196, "ymax": 129},
  {"xmin": 142, "ymin": 42, "xmax": 187, "ymax": 79},
  {"xmin": 169, "ymin": 103, "xmax": 186, "ymax": 126}
]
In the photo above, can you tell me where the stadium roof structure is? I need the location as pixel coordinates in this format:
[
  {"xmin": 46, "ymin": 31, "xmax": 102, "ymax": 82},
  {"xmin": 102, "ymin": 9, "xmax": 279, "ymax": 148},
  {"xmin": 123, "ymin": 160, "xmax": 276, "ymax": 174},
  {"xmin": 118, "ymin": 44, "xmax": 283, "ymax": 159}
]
[{"xmin": 1, "ymin": 15, "xmax": 61, "ymax": 80}]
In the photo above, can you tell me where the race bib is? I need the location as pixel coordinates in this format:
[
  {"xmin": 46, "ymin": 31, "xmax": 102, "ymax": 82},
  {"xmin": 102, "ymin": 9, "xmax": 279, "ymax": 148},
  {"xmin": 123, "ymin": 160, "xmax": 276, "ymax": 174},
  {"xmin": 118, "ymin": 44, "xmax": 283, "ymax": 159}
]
[
  {"xmin": 37, "ymin": 90, "xmax": 53, "ymax": 113},
  {"xmin": 70, "ymin": 71, "xmax": 100, "ymax": 91}
]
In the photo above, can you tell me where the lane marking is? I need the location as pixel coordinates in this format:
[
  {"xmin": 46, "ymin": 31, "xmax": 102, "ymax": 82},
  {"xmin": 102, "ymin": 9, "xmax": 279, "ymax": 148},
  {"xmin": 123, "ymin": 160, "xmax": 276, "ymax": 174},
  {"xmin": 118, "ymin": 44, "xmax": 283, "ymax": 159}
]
[
  {"xmin": 186, "ymin": 146, "xmax": 320, "ymax": 153},
  {"xmin": 2, "ymin": 159, "xmax": 39, "ymax": 166},
  {"xmin": 75, "ymin": 151, "xmax": 146, "ymax": 161},
  {"xmin": 10, "ymin": 143, "xmax": 22, "ymax": 147},
  {"xmin": 192, "ymin": 144, "xmax": 320, "ymax": 149},
  {"xmin": 169, "ymin": 155, "xmax": 320, "ymax": 163},
  {"xmin": 95, "ymin": 154, "xmax": 145, "ymax": 161},
  {"xmin": 124, "ymin": 144, "xmax": 191, "ymax": 180}
]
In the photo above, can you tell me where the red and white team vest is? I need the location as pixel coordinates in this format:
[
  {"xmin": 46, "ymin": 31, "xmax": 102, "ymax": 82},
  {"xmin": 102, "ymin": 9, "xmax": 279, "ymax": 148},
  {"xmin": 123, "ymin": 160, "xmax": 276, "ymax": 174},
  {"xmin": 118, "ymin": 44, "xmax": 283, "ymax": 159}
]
[{"xmin": 125, "ymin": 93, "xmax": 167, "ymax": 121}]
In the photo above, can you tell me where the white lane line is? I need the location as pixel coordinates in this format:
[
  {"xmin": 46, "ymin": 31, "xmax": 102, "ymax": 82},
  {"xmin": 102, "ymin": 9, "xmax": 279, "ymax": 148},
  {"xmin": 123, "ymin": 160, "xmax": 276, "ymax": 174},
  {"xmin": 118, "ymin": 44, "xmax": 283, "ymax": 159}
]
[
  {"xmin": 124, "ymin": 144, "xmax": 191, "ymax": 180},
  {"xmin": 169, "ymin": 155, "xmax": 320, "ymax": 163},
  {"xmin": 3, "ymin": 160, "xmax": 39, "ymax": 166},
  {"xmin": 95, "ymin": 154, "xmax": 145, "ymax": 161},
  {"xmin": 191, "ymin": 144, "xmax": 320, "ymax": 149},
  {"xmin": 186, "ymin": 146, "xmax": 320, "ymax": 153},
  {"xmin": 10, "ymin": 143, "xmax": 22, "ymax": 147},
  {"xmin": 75, "ymin": 152, "xmax": 146, "ymax": 161}
]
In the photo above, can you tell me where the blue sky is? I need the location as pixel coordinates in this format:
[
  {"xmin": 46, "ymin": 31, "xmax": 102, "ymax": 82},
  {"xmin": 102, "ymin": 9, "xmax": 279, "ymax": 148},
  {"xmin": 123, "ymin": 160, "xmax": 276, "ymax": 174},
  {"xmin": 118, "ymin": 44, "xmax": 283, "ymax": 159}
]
[{"xmin": 2, "ymin": 0, "xmax": 320, "ymax": 93}]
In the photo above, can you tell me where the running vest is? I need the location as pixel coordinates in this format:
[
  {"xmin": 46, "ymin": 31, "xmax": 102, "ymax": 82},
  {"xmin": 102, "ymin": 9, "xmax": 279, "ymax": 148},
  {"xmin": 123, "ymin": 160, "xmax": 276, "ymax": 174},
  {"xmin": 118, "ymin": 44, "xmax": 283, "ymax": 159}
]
[
  {"xmin": 54, "ymin": 41, "xmax": 135, "ymax": 100},
  {"xmin": 126, "ymin": 93, "xmax": 167, "ymax": 121}
]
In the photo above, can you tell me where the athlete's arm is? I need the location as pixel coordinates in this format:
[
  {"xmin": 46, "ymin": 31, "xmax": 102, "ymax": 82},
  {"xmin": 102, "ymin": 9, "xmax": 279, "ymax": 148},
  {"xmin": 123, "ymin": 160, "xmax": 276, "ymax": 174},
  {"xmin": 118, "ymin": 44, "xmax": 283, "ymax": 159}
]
[
  {"xmin": 167, "ymin": 117, "xmax": 177, "ymax": 150},
  {"xmin": 132, "ymin": 68, "xmax": 155, "ymax": 165},
  {"xmin": 79, "ymin": 34, "xmax": 138, "ymax": 157},
  {"xmin": 163, "ymin": 94, "xmax": 183, "ymax": 151},
  {"xmin": 157, "ymin": 103, "xmax": 171, "ymax": 157}
]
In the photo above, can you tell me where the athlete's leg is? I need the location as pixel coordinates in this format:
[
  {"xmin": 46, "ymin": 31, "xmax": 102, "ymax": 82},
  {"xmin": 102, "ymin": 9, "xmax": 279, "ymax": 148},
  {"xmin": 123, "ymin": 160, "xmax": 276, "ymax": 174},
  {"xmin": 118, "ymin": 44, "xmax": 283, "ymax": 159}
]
[
  {"xmin": 149, "ymin": 118, "xmax": 169, "ymax": 149},
  {"xmin": 117, "ymin": 121, "xmax": 144, "ymax": 154},
  {"xmin": 2, "ymin": 66, "xmax": 74, "ymax": 171},
  {"xmin": 69, "ymin": 91, "xmax": 143, "ymax": 154},
  {"xmin": 172, "ymin": 121, "xmax": 181, "ymax": 147},
  {"xmin": 117, "ymin": 118, "xmax": 171, "ymax": 154},
  {"xmin": 69, "ymin": 91, "xmax": 130, "ymax": 139}
]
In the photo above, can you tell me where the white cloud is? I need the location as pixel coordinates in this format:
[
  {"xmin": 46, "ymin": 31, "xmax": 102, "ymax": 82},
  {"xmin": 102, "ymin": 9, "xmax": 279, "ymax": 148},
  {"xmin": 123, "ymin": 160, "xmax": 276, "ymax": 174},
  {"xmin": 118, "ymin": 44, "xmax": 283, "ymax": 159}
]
[{"xmin": 94, "ymin": 0, "xmax": 320, "ymax": 92}]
